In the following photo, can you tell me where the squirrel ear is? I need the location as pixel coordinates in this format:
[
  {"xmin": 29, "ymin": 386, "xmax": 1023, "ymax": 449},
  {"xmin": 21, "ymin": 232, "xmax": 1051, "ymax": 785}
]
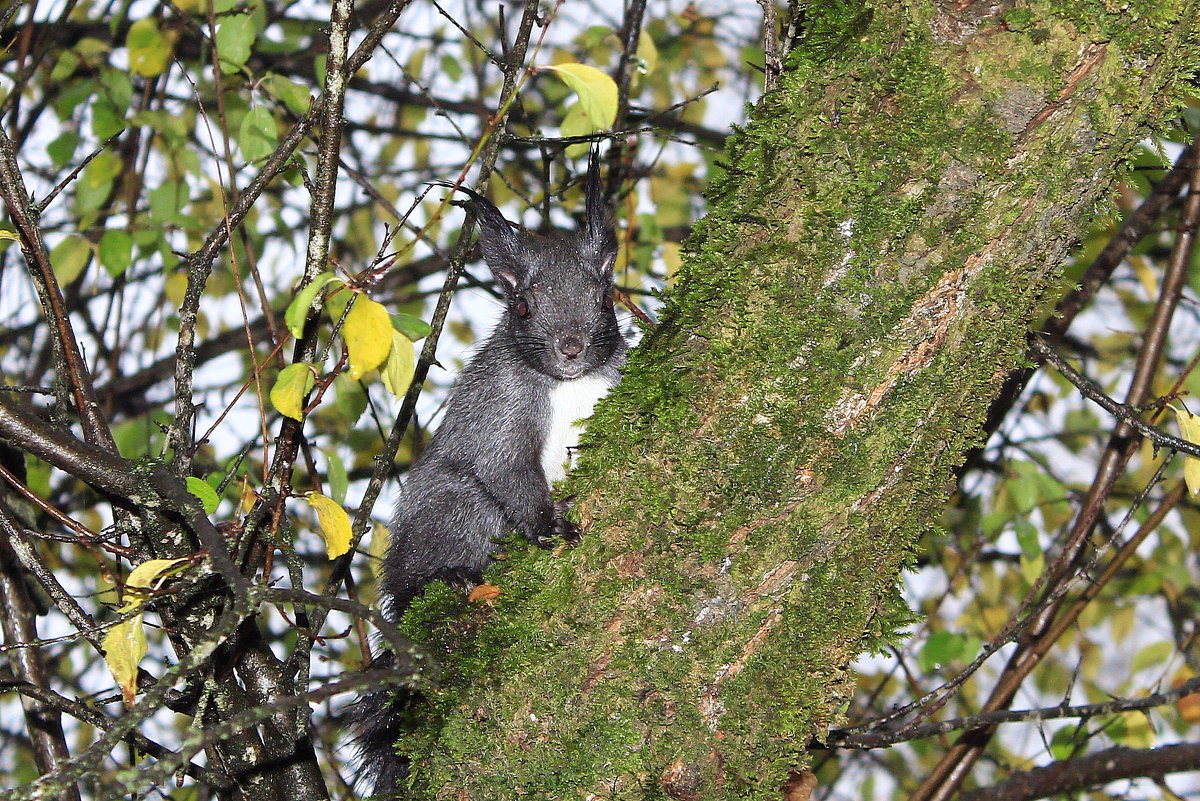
[
  {"xmin": 582, "ymin": 146, "xmax": 618, "ymax": 269},
  {"xmin": 439, "ymin": 182, "xmax": 527, "ymax": 284}
]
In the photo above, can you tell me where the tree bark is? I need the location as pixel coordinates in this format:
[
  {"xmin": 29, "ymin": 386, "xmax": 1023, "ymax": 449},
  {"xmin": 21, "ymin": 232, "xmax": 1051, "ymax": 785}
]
[{"xmin": 391, "ymin": 2, "xmax": 1200, "ymax": 798}]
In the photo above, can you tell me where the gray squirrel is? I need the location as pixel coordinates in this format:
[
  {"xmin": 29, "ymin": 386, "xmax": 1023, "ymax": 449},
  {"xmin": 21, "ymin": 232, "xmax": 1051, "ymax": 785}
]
[{"xmin": 352, "ymin": 150, "xmax": 625, "ymax": 795}]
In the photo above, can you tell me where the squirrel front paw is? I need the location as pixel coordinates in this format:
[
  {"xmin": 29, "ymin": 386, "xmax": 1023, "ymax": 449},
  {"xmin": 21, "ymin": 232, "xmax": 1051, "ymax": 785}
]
[{"xmin": 532, "ymin": 496, "xmax": 582, "ymax": 548}]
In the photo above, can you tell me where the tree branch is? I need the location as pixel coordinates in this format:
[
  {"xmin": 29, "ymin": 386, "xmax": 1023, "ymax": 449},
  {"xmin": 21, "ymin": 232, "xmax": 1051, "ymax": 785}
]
[
  {"xmin": 830, "ymin": 676, "xmax": 1200, "ymax": 750},
  {"xmin": 1029, "ymin": 335, "xmax": 1200, "ymax": 458},
  {"xmin": 0, "ymin": 396, "xmax": 249, "ymax": 595},
  {"xmin": 0, "ymin": 123, "xmax": 116, "ymax": 452},
  {"xmin": 0, "ymin": 528, "xmax": 80, "ymax": 801},
  {"xmin": 958, "ymin": 742, "xmax": 1200, "ymax": 801}
]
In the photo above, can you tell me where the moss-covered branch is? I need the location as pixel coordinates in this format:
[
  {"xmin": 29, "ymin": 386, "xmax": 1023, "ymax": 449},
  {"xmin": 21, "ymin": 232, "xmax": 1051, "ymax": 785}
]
[{"xmin": 394, "ymin": 2, "xmax": 1200, "ymax": 798}]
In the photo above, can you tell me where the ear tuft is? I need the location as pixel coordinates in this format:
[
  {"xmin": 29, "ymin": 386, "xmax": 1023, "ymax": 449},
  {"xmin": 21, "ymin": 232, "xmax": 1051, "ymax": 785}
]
[
  {"xmin": 439, "ymin": 182, "xmax": 527, "ymax": 288},
  {"xmin": 582, "ymin": 146, "xmax": 618, "ymax": 270}
]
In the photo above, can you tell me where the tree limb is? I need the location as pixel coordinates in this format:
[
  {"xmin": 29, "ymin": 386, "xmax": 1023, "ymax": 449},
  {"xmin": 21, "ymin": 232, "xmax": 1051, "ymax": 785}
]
[{"xmin": 958, "ymin": 742, "xmax": 1200, "ymax": 801}]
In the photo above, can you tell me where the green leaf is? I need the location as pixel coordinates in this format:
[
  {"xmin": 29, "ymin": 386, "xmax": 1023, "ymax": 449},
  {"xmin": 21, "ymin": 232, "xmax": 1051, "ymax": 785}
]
[
  {"xmin": 76, "ymin": 151, "xmax": 122, "ymax": 216},
  {"xmin": 47, "ymin": 132, "xmax": 80, "ymax": 168},
  {"xmin": 270, "ymin": 363, "xmax": 316, "ymax": 421},
  {"xmin": 127, "ymin": 17, "xmax": 173, "ymax": 78},
  {"xmin": 380, "ymin": 331, "xmax": 416, "ymax": 400},
  {"xmin": 148, "ymin": 180, "xmax": 188, "ymax": 223},
  {"xmin": 215, "ymin": 13, "xmax": 255, "ymax": 70},
  {"xmin": 91, "ymin": 98, "xmax": 125, "ymax": 141},
  {"xmin": 238, "ymin": 105, "xmax": 277, "ymax": 162},
  {"xmin": 440, "ymin": 53, "xmax": 462, "ymax": 81},
  {"xmin": 51, "ymin": 49, "xmax": 80, "ymax": 82},
  {"xmin": 1014, "ymin": 519, "xmax": 1040, "ymax": 560},
  {"xmin": 543, "ymin": 63, "xmax": 618, "ymax": 129},
  {"xmin": 325, "ymin": 285, "xmax": 349, "ymax": 325},
  {"xmin": 284, "ymin": 271, "xmax": 342, "ymax": 339},
  {"xmin": 324, "ymin": 449, "xmax": 348, "ymax": 506},
  {"xmin": 333, "ymin": 373, "xmax": 367, "ymax": 424},
  {"xmin": 50, "ymin": 235, "xmax": 92, "ymax": 284},
  {"xmin": 636, "ymin": 29, "xmax": 658, "ymax": 77},
  {"xmin": 98, "ymin": 229, "xmax": 133, "ymax": 278},
  {"xmin": 918, "ymin": 631, "xmax": 976, "ymax": 673},
  {"xmin": 100, "ymin": 67, "xmax": 134, "ymax": 109},
  {"xmin": 1131, "ymin": 641, "xmax": 1173, "ymax": 675},
  {"xmin": 1049, "ymin": 725, "xmax": 1086, "ymax": 760},
  {"xmin": 132, "ymin": 109, "xmax": 189, "ymax": 143},
  {"xmin": 391, "ymin": 312, "xmax": 431, "ymax": 341},
  {"xmin": 185, "ymin": 477, "xmax": 220, "ymax": 515},
  {"xmin": 262, "ymin": 74, "xmax": 312, "ymax": 114}
]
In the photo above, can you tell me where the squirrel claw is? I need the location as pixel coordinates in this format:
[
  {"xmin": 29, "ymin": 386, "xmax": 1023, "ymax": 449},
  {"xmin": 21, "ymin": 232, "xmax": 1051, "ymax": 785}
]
[
  {"xmin": 531, "ymin": 497, "xmax": 583, "ymax": 548},
  {"xmin": 436, "ymin": 566, "xmax": 484, "ymax": 592},
  {"xmin": 554, "ymin": 512, "xmax": 582, "ymax": 546},
  {"xmin": 552, "ymin": 496, "xmax": 582, "ymax": 546}
]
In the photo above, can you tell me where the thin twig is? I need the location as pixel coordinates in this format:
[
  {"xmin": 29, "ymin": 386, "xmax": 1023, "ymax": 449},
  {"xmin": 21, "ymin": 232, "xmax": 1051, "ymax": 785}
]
[
  {"xmin": 1030, "ymin": 335, "xmax": 1200, "ymax": 457},
  {"xmin": 830, "ymin": 675, "xmax": 1200, "ymax": 749}
]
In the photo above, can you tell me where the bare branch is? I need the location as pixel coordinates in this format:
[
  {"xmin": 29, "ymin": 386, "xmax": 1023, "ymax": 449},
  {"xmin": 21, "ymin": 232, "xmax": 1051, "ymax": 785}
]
[
  {"xmin": 0, "ymin": 529, "xmax": 80, "ymax": 801},
  {"xmin": 958, "ymin": 742, "xmax": 1200, "ymax": 801},
  {"xmin": 830, "ymin": 676, "xmax": 1200, "ymax": 749},
  {"xmin": 1030, "ymin": 335, "xmax": 1200, "ymax": 458}
]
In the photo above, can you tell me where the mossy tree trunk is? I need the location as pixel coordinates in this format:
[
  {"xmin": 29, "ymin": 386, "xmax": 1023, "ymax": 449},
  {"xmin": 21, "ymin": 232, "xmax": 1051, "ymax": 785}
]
[{"xmin": 396, "ymin": 2, "xmax": 1200, "ymax": 798}]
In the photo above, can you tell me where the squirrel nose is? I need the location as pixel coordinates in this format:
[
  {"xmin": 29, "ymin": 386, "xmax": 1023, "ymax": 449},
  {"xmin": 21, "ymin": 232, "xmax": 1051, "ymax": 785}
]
[{"xmin": 557, "ymin": 337, "xmax": 584, "ymax": 360}]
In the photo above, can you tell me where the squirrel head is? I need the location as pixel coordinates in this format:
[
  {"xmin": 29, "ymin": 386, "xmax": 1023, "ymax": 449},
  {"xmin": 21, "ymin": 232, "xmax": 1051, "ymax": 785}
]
[{"xmin": 447, "ymin": 149, "xmax": 623, "ymax": 380}]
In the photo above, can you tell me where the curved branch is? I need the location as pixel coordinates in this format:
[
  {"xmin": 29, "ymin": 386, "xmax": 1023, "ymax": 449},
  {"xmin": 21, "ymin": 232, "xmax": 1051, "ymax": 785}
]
[{"xmin": 958, "ymin": 742, "xmax": 1200, "ymax": 801}]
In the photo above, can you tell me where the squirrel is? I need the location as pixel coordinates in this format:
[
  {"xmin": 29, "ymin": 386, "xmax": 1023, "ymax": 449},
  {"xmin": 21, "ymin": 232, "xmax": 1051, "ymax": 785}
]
[{"xmin": 352, "ymin": 149, "xmax": 625, "ymax": 796}]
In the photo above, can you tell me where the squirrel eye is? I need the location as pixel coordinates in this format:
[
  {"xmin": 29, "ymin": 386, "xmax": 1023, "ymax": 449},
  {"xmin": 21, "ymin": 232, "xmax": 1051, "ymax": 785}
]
[
  {"xmin": 515, "ymin": 298, "xmax": 530, "ymax": 318},
  {"xmin": 602, "ymin": 293, "xmax": 614, "ymax": 310}
]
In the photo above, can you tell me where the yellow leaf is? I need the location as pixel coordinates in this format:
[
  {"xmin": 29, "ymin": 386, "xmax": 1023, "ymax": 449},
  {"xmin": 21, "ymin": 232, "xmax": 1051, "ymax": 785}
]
[
  {"xmin": 543, "ymin": 63, "xmax": 618, "ymax": 130},
  {"xmin": 102, "ymin": 613, "xmax": 146, "ymax": 705},
  {"xmin": 120, "ymin": 557, "xmax": 190, "ymax": 612},
  {"xmin": 1130, "ymin": 254, "xmax": 1158, "ymax": 298},
  {"xmin": 1172, "ymin": 404, "xmax": 1200, "ymax": 496},
  {"xmin": 0, "ymin": 229, "xmax": 18, "ymax": 240},
  {"xmin": 127, "ymin": 18, "xmax": 175, "ymax": 78},
  {"xmin": 369, "ymin": 524, "xmax": 389, "ymax": 577},
  {"xmin": 270, "ymin": 362, "xmax": 316, "ymax": 421},
  {"xmin": 343, "ymin": 295, "xmax": 394, "ymax": 380},
  {"xmin": 239, "ymin": 480, "xmax": 257, "ymax": 514},
  {"xmin": 304, "ymin": 491, "xmax": 353, "ymax": 559},
  {"xmin": 380, "ymin": 331, "xmax": 416, "ymax": 399}
]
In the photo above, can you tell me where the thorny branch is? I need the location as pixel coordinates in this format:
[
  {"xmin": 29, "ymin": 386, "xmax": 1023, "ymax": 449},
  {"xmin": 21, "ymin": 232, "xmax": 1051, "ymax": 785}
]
[{"xmin": 1029, "ymin": 335, "xmax": 1200, "ymax": 458}]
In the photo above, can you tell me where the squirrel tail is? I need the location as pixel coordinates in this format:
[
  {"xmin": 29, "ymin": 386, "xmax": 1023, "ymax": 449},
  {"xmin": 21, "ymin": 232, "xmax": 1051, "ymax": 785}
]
[{"xmin": 349, "ymin": 650, "xmax": 413, "ymax": 799}]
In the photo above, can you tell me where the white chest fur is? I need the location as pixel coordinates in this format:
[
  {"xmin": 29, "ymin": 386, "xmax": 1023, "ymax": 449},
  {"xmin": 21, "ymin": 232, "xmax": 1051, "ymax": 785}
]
[{"xmin": 540, "ymin": 374, "xmax": 612, "ymax": 487}]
